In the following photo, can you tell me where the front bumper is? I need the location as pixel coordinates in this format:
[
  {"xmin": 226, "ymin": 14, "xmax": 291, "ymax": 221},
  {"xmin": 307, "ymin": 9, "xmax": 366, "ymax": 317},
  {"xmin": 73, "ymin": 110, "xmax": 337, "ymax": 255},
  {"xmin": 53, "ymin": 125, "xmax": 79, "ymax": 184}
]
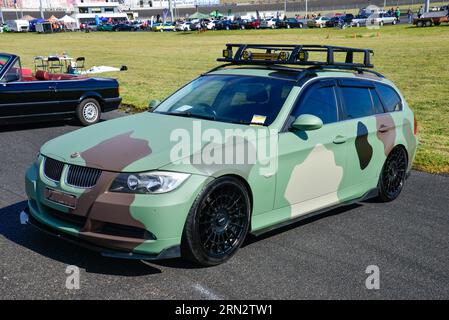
[
  {"xmin": 25, "ymin": 160, "xmax": 211, "ymax": 259},
  {"xmin": 21, "ymin": 206, "xmax": 181, "ymax": 260}
]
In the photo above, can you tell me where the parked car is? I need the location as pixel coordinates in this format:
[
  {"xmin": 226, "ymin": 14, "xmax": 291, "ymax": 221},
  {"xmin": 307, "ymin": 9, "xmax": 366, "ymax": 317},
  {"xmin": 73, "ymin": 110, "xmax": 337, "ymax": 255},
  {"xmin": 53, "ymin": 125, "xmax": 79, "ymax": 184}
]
[
  {"xmin": 259, "ymin": 18, "xmax": 279, "ymax": 29},
  {"xmin": 84, "ymin": 22, "xmax": 98, "ymax": 31},
  {"xmin": 326, "ymin": 14, "xmax": 354, "ymax": 27},
  {"xmin": 351, "ymin": 14, "xmax": 369, "ymax": 27},
  {"xmin": 230, "ymin": 19, "xmax": 247, "ymax": 30},
  {"xmin": 206, "ymin": 19, "xmax": 220, "ymax": 30},
  {"xmin": 175, "ymin": 21, "xmax": 192, "ymax": 31},
  {"xmin": 189, "ymin": 21, "xmax": 202, "ymax": 31},
  {"xmin": 283, "ymin": 18, "xmax": 304, "ymax": 28},
  {"xmin": 243, "ymin": 19, "xmax": 260, "ymax": 29},
  {"xmin": 152, "ymin": 23, "xmax": 175, "ymax": 32},
  {"xmin": 113, "ymin": 23, "xmax": 138, "ymax": 31},
  {"xmin": 97, "ymin": 23, "xmax": 114, "ymax": 32},
  {"xmin": 22, "ymin": 44, "xmax": 417, "ymax": 266},
  {"xmin": 307, "ymin": 16, "xmax": 331, "ymax": 28},
  {"xmin": 215, "ymin": 20, "xmax": 232, "ymax": 30},
  {"xmin": 371, "ymin": 13, "xmax": 398, "ymax": 26},
  {"xmin": 0, "ymin": 53, "xmax": 121, "ymax": 126}
]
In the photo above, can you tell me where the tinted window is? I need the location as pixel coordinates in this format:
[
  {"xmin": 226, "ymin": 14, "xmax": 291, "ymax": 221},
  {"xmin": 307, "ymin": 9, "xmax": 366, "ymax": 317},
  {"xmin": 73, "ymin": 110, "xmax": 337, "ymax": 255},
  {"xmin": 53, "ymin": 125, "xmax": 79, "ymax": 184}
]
[
  {"xmin": 370, "ymin": 88, "xmax": 385, "ymax": 114},
  {"xmin": 294, "ymin": 84, "xmax": 338, "ymax": 124},
  {"xmin": 376, "ymin": 84, "xmax": 402, "ymax": 112},
  {"xmin": 340, "ymin": 86, "xmax": 374, "ymax": 119}
]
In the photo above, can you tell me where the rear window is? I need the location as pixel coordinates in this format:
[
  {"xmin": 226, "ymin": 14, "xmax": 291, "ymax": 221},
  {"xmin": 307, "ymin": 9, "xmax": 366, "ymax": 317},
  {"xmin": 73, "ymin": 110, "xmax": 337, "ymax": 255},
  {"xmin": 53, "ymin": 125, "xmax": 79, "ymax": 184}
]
[
  {"xmin": 340, "ymin": 86, "xmax": 375, "ymax": 119},
  {"xmin": 376, "ymin": 84, "xmax": 402, "ymax": 112}
]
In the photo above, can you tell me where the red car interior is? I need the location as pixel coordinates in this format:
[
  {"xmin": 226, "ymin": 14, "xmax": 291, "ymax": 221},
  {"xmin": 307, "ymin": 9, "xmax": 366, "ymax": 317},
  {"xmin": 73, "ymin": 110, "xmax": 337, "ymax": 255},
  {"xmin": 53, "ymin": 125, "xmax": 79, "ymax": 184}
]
[{"xmin": 22, "ymin": 70, "xmax": 87, "ymax": 82}]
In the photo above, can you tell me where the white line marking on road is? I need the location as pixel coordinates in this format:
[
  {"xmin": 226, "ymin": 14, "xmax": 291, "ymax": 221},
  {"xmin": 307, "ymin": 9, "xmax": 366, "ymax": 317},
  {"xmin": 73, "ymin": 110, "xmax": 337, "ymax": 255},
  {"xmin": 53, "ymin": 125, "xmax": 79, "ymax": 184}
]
[{"xmin": 192, "ymin": 283, "xmax": 222, "ymax": 300}]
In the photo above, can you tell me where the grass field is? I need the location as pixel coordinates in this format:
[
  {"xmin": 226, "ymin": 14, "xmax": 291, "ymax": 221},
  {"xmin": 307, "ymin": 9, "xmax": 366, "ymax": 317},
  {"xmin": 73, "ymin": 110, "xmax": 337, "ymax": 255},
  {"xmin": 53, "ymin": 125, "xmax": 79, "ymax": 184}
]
[{"xmin": 1, "ymin": 24, "xmax": 448, "ymax": 173}]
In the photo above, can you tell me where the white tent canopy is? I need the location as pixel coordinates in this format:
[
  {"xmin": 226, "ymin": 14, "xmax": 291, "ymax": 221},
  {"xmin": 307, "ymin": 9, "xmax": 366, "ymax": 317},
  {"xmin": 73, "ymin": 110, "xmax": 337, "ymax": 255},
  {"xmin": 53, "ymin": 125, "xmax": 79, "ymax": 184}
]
[
  {"xmin": 58, "ymin": 15, "xmax": 78, "ymax": 31},
  {"xmin": 59, "ymin": 15, "xmax": 77, "ymax": 23}
]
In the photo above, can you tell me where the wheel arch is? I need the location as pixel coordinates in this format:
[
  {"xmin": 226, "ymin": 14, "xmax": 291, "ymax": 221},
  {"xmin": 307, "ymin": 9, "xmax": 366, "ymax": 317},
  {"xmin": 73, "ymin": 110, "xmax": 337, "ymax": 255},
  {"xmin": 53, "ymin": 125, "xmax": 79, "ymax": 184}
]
[
  {"xmin": 217, "ymin": 173, "xmax": 254, "ymax": 215},
  {"xmin": 380, "ymin": 143, "xmax": 409, "ymax": 180},
  {"xmin": 79, "ymin": 92, "xmax": 105, "ymax": 111},
  {"xmin": 391, "ymin": 143, "xmax": 409, "ymax": 167}
]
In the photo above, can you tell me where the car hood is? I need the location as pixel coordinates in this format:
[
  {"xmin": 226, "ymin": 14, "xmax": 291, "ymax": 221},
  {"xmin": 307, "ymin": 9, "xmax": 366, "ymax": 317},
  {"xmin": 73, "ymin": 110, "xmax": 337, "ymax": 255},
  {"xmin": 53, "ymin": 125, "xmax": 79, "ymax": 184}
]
[{"xmin": 41, "ymin": 112, "xmax": 266, "ymax": 173}]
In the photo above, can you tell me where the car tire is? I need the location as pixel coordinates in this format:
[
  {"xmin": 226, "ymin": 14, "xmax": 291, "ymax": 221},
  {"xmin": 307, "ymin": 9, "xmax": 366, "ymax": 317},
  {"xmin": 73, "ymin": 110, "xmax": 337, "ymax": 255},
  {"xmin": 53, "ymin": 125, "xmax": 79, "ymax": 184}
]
[
  {"xmin": 417, "ymin": 21, "xmax": 423, "ymax": 27},
  {"xmin": 377, "ymin": 147, "xmax": 408, "ymax": 202},
  {"xmin": 76, "ymin": 98, "xmax": 101, "ymax": 126},
  {"xmin": 299, "ymin": 23, "xmax": 303, "ymax": 28},
  {"xmin": 226, "ymin": 26, "xmax": 229, "ymax": 30},
  {"xmin": 380, "ymin": 21, "xmax": 384, "ymax": 26},
  {"xmin": 392, "ymin": 19, "xmax": 397, "ymax": 25},
  {"xmin": 287, "ymin": 24, "xmax": 291, "ymax": 29},
  {"xmin": 271, "ymin": 25, "xmax": 275, "ymax": 29},
  {"xmin": 181, "ymin": 176, "xmax": 251, "ymax": 266},
  {"xmin": 425, "ymin": 20, "xmax": 432, "ymax": 27}
]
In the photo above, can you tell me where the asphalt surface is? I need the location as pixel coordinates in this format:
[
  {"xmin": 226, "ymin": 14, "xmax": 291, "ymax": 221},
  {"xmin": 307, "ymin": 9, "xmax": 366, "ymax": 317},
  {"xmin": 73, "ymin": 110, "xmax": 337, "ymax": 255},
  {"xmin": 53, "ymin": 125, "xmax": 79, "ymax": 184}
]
[{"xmin": 0, "ymin": 111, "xmax": 448, "ymax": 299}]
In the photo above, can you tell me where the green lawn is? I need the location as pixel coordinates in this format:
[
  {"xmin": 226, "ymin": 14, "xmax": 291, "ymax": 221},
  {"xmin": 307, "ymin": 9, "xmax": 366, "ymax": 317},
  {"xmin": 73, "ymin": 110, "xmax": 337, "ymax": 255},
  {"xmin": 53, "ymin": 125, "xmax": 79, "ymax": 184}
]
[{"xmin": 1, "ymin": 24, "xmax": 448, "ymax": 173}]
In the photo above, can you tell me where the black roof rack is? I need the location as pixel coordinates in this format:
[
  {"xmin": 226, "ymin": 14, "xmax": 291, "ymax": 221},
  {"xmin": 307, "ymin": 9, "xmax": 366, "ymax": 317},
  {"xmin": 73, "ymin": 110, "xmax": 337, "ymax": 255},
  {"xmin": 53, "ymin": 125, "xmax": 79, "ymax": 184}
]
[{"xmin": 217, "ymin": 44, "xmax": 375, "ymax": 69}]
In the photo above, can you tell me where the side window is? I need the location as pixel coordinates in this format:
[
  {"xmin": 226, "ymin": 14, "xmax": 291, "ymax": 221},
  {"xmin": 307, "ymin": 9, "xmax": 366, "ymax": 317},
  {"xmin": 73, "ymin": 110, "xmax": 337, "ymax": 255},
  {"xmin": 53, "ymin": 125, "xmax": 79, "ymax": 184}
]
[
  {"xmin": 3, "ymin": 59, "xmax": 22, "ymax": 82},
  {"xmin": 340, "ymin": 86, "xmax": 374, "ymax": 119},
  {"xmin": 376, "ymin": 84, "xmax": 402, "ymax": 112},
  {"xmin": 370, "ymin": 88, "xmax": 385, "ymax": 114},
  {"xmin": 293, "ymin": 84, "xmax": 338, "ymax": 125}
]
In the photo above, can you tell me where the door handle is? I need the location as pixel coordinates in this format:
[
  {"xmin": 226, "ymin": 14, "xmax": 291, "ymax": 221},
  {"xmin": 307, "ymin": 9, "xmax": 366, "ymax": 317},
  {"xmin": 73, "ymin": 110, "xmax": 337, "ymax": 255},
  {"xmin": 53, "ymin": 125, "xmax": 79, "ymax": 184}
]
[
  {"xmin": 378, "ymin": 125, "xmax": 391, "ymax": 133},
  {"xmin": 333, "ymin": 135, "xmax": 347, "ymax": 144}
]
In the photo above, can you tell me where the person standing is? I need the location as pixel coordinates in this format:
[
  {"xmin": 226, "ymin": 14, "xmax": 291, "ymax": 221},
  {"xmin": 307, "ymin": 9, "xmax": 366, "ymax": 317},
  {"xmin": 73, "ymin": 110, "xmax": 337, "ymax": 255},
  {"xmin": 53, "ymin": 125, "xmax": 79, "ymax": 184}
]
[
  {"xmin": 407, "ymin": 8, "xmax": 413, "ymax": 24},
  {"xmin": 418, "ymin": 6, "xmax": 424, "ymax": 18},
  {"xmin": 395, "ymin": 7, "xmax": 401, "ymax": 22}
]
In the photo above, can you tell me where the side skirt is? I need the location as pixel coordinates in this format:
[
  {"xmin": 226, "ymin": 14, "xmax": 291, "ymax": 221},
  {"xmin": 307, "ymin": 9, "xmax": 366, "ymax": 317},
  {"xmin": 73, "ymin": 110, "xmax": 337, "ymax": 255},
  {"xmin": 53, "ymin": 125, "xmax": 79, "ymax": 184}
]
[{"xmin": 250, "ymin": 188, "xmax": 379, "ymax": 236}]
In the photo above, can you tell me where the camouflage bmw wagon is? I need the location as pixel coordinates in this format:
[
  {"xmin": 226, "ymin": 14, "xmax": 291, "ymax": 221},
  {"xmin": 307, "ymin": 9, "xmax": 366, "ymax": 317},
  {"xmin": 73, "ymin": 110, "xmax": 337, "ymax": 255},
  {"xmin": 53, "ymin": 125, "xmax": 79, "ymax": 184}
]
[{"xmin": 23, "ymin": 45, "xmax": 417, "ymax": 266}]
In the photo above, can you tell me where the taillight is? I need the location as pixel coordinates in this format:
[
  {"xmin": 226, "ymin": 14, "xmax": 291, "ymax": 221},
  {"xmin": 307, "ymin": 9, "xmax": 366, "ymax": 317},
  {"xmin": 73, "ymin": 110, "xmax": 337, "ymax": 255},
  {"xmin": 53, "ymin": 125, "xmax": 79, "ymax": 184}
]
[{"xmin": 413, "ymin": 115, "xmax": 417, "ymax": 136}]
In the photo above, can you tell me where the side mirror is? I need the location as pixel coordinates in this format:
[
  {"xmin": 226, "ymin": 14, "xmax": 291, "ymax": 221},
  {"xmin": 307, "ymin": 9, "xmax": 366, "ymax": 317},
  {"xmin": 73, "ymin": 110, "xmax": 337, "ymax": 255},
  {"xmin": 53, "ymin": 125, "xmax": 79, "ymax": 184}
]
[
  {"xmin": 148, "ymin": 99, "xmax": 160, "ymax": 110},
  {"xmin": 2, "ymin": 73, "xmax": 20, "ymax": 83},
  {"xmin": 291, "ymin": 114, "xmax": 323, "ymax": 131}
]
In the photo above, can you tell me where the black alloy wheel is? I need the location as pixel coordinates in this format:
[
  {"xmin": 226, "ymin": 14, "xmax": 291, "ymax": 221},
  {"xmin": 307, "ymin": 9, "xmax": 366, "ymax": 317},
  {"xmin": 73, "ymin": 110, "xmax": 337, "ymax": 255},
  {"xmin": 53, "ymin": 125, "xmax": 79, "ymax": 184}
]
[
  {"xmin": 378, "ymin": 147, "xmax": 408, "ymax": 202},
  {"xmin": 181, "ymin": 177, "xmax": 251, "ymax": 266}
]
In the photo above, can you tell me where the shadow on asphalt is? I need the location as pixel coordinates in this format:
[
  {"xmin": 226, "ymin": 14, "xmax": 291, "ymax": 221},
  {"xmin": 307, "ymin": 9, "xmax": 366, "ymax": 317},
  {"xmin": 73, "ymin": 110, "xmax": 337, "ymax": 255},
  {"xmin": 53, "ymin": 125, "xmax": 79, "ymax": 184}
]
[
  {"xmin": 243, "ymin": 203, "xmax": 362, "ymax": 246},
  {"xmin": 0, "ymin": 117, "xmax": 112, "ymax": 133},
  {"xmin": 0, "ymin": 201, "xmax": 162, "ymax": 276},
  {"xmin": 0, "ymin": 201, "xmax": 365, "ymax": 273}
]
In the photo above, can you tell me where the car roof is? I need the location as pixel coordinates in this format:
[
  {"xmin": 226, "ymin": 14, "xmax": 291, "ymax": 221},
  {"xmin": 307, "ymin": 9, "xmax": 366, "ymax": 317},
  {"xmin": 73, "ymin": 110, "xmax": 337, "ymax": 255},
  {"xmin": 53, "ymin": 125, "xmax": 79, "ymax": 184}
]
[{"xmin": 207, "ymin": 67, "xmax": 393, "ymax": 86}]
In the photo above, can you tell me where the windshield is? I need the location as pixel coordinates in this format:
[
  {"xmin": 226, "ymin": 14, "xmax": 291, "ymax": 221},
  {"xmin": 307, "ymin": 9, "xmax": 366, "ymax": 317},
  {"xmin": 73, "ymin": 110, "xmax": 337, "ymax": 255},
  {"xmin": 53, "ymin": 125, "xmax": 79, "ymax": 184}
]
[
  {"xmin": 0, "ymin": 55, "xmax": 11, "ymax": 73},
  {"xmin": 153, "ymin": 75, "xmax": 294, "ymax": 126}
]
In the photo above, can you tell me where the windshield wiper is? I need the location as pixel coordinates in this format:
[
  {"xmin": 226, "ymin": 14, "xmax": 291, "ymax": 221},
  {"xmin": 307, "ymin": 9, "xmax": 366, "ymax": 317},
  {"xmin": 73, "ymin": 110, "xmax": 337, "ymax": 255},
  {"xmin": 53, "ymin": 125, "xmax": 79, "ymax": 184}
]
[{"xmin": 164, "ymin": 111, "xmax": 216, "ymax": 121}]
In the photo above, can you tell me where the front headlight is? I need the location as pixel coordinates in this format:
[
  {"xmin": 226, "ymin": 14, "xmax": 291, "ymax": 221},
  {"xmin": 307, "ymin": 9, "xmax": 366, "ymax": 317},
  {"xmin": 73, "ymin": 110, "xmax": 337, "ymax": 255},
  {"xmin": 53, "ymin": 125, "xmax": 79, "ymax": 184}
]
[{"xmin": 109, "ymin": 171, "xmax": 190, "ymax": 194}]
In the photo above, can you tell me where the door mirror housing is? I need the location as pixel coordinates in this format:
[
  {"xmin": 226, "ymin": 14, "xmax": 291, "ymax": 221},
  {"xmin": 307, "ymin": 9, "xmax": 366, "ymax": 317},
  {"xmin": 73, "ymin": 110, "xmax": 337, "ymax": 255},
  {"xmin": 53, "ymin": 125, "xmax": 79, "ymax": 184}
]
[
  {"xmin": 148, "ymin": 99, "xmax": 161, "ymax": 110},
  {"xmin": 2, "ymin": 73, "xmax": 20, "ymax": 83},
  {"xmin": 291, "ymin": 114, "xmax": 323, "ymax": 131}
]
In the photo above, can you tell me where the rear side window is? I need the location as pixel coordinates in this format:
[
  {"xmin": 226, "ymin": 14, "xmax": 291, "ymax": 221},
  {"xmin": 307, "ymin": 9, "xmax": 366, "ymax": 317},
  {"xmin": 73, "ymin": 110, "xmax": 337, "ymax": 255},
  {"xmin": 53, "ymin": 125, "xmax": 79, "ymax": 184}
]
[
  {"xmin": 370, "ymin": 88, "xmax": 385, "ymax": 114},
  {"xmin": 376, "ymin": 84, "xmax": 402, "ymax": 112},
  {"xmin": 294, "ymin": 84, "xmax": 338, "ymax": 124},
  {"xmin": 340, "ymin": 86, "xmax": 374, "ymax": 119}
]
